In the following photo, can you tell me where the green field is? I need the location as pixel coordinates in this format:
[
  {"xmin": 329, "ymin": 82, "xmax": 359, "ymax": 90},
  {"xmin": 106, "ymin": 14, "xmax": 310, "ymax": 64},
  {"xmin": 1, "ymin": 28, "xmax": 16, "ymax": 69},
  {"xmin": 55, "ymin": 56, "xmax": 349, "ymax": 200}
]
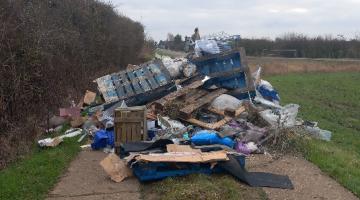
[{"xmin": 268, "ymin": 72, "xmax": 360, "ymax": 197}]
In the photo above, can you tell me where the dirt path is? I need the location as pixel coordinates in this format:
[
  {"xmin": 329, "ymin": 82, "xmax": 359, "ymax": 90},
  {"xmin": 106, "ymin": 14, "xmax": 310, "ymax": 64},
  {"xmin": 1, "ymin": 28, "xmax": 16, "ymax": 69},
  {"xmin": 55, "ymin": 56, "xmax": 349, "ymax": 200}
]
[
  {"xmin": 247, "ymin": 154, "xmax": 358, "ymax": 200},
  {"xmin": 47, "ymin": 150, "xmax": 358, "ymax": 200},
  {"xmin": 47, "ymin": 150, "xmax": 140, "ymax": 200}
]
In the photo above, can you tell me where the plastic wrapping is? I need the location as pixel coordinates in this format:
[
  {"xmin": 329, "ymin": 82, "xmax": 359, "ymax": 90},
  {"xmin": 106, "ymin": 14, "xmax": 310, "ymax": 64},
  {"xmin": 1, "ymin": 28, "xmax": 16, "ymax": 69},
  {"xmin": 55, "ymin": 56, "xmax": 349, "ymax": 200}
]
[
  {"xmin": 211, "ymin": 94, "xmax": 243, "ymax": 111},
  {"xmin": 305, "ymin": 125, "xmax": 332, "ymax": 141},
  {"xmin": 259, "ymin": 104, "xmax": 300, "ymax": 128},
  {"xmin": 161, "ymin": 57, "xmax": 188, "ymax": 78},
  {"xmin": 195, "ymin": 39, "xmax": 220, "ymax": 57},
  {"xmin": 191, "ymin": 130, "xmax": 235, "ymax": 148},
  {"xmin": 252, "ymin": 67, "xmax": 280, "ymax": 104},
  {"xmin": 183, "ymin": 62, "xmax": 197, "ymax": 77}
]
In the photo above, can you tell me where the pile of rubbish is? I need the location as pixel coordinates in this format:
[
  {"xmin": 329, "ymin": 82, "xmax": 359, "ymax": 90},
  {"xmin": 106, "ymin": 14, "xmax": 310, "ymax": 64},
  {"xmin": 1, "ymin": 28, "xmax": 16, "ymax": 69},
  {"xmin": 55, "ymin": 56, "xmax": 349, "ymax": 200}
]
[{"xmin": 39, "ymin": 45, "xmax": 332, "ymax": 188}]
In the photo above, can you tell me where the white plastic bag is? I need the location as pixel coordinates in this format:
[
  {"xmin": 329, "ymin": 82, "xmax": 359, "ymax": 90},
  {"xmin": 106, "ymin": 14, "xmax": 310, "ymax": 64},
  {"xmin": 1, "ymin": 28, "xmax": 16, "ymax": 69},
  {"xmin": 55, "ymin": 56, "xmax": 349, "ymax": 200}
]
[
  {"xmin": 194, "ymin": 39, "xmax": 220, "ymax": 57},
  {"xmin": 183, "ymin": 62, "xmax": 197, "ymax": 77},
  {"xmin": 259, "ymin": 104, "xmax": 299, "ymax": 128},
  {"xmin": 211, "ymin": 94, "xmax": 243, "ymax": 111},
  {"xmin": 162, "ymin": 57, "xmax": 188, "ymax": 78},
  {"xmin": 158, "ymin": 116, "xmax": 185, "ymax": 130}
]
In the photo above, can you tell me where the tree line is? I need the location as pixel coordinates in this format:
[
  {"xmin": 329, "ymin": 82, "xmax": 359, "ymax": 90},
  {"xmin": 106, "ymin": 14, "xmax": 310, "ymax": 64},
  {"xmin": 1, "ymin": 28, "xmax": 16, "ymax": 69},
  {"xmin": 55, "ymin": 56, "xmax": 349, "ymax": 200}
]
[
  {"xmin": 161, "ymin": 32, "xmax": 360, "ymax": 59},
  {"xmin": 237, "ymin": 33, "xmax": 360, "ymax": 58}
]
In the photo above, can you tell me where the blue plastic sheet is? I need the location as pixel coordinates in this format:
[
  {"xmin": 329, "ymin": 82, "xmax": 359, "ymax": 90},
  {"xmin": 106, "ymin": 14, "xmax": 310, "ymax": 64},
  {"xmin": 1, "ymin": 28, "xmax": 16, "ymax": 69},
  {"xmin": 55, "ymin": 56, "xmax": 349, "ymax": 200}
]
[
  {"xmin": 91, "ymin": 129, "xmax": 114, "ymax": 150},
  {"xmin": 191, "ymin": 130, "xmax": 234, "ymax": 148}
]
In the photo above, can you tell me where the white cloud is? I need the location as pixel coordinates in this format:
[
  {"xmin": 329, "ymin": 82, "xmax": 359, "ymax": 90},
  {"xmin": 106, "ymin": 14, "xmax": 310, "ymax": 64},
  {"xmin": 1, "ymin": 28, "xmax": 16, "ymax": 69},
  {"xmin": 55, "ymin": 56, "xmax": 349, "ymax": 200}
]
[
  {"xmin": 287, "ymin": 8, "xmax": 309, "ymax": 13},
  {"xmin": 106, "ymin": 0, "xmax": 360, "ymax": 41}
]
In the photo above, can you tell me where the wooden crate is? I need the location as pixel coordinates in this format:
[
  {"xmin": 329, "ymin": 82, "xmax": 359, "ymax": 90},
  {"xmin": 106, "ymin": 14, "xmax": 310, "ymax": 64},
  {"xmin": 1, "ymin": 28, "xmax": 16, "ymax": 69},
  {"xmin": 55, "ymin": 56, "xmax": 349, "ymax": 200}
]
[{"xmin": 114, "ymin": 106, "xmax": 147, "ymax": 153}]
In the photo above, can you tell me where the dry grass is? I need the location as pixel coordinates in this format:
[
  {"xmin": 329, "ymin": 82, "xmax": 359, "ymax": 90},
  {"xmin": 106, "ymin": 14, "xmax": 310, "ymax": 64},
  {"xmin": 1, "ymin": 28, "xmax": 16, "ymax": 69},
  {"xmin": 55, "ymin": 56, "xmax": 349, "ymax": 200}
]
[{"xmin": 248, "ymin": 56, "xmax": 360, "ymax": 75}]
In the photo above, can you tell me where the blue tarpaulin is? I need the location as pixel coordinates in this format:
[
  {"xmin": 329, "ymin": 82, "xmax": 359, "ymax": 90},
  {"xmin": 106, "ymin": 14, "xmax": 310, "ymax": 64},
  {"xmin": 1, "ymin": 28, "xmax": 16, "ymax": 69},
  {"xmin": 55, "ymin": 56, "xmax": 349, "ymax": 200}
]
[
  {"xmin": 91, "ymin": 129, "xmax": 114, "ymax": 150},
  {"xmin": 191, "ymin": 130, "xmax": 235, "ymax": 148}
]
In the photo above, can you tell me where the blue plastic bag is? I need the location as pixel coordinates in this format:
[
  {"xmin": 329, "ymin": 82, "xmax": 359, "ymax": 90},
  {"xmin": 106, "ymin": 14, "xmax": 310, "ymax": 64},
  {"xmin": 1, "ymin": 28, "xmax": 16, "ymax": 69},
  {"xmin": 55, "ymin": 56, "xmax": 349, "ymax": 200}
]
[
  {"xmin": 91, "ymin": 129, "xmax": 114, "ymax": 150},
  {"xmin": 256, "ymin": 80, "xmax": 280, "ymax": 103},
  {"xmin": 191, "ymin": 130, "xmax": 234, "ymax": 148}
]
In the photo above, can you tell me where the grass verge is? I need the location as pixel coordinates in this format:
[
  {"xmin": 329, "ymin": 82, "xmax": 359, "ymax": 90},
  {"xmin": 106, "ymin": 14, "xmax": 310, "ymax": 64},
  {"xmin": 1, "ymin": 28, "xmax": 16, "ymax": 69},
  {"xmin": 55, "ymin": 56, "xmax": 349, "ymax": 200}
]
[
  {"xmin": 141, "ymin": 174, "xmax": 267, "ymax": 200},
  {"xmin": 0, "ymin": 128, "xmax": 81, "ymax": 200},
  {"xmin": 267, "ymin": 72, "xmax": 360, "ymax": 197}
]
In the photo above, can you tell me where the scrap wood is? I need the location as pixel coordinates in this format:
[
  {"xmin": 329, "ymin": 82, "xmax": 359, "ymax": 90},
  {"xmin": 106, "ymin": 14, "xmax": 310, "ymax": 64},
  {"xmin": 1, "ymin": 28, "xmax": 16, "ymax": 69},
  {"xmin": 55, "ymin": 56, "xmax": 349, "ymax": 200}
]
[
  {"xmin": 185, "ymin": 116, "xmax": 232, "ymax": 130},
  {"xmin": 180, "ymin": 88, "xmax": 228, "ymax": 119},
  {"xmin": 166, "ymin": 144, "xmax": 201, "ymax": 153},
  {"xmin": 100, "ymin": 153, "xmax": 133, "ymax": 183},
  {"xmin": 226, "ymin": 106, "xmax": 246, "ymax": 117},
  {"xmin": 206, "ymin": 106, "xmax": 246, "ymax": 117},
  {"xmin": 149, "ymin": 79, "xmax": 204, "ymax": 110},
  {"xmin": 135, "ymin": 151, "xmax": 229, "ymax": 163}
]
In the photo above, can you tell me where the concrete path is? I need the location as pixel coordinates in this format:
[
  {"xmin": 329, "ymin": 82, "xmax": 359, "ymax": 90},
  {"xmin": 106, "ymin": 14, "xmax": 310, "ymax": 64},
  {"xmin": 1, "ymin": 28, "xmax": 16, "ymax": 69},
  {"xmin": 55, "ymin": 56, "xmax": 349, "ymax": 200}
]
[
  {"xmin": 48, "ymin": 149, "xmax": 358, "ymax": 200},
  {"xmin": 247, "ymin": 155, "xmax": 358, "ymax": 200},
  {"xmin": 47, "ymin": 150, "xmax": 140, "ymax": 200}
]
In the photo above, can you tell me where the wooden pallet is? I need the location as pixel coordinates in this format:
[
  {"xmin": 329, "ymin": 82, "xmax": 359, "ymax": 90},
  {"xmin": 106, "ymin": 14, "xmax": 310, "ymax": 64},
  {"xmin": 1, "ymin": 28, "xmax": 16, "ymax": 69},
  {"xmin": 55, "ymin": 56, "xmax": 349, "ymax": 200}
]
[
  {"xmin": 114, "ymin": 106, "xmax": 147, "ymax": 153},
  {"xmin": 179, "ymin": 88, "xmax": 227, "ymax": 119},
  {"xmin": 182, "ymin": 106, "xmax": 245, "ymax": 130},
  {"xmin": 96, "ymin": 59, "xmax": 173, "ymax": 103}
]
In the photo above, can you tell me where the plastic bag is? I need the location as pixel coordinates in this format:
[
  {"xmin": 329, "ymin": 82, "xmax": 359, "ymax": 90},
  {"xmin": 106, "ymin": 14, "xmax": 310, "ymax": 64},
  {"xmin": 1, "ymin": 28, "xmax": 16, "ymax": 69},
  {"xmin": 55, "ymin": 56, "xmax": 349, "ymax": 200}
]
[
  {"xmin": 305, "ymin": 125, "xmax": 332, "ymax": 141},
  {"xmin": 158, "ymin": 116, "xmax": 185, "ymax": 130},
  {"xmin": 254, "ymin": 96, "xmax": 282, "ymax": 109},
  {"xmin": 183, "ymin": 62, "xmax": 197, "ymax": 77},
  {"xmin": 259, "ymin": 104, "xmax": 299, "ymax": 128},
  {"xmin": 252, "ymin": 67, "xmax": 280, "ymax": 104},
  {"xmin": 91, "ymin": 129, "xmax": 114, "ymax": 150},
  {"xmin": 211, "ymin": 94, "xmax": 243, "ymax": 111},
  {"xmin": 191, "ymin": 130, "xmax": 234, "ymax": 148},
  {"xmin": 162, "ymin": 57, "xmax": 188, "ymax": 78},
  {"xmin": 257, "ymin": 80, "xmax": 280, "ymax": 104},
  {"xmin": 195, "ymin": 39, "xmax": 220, "ymax": 57}
]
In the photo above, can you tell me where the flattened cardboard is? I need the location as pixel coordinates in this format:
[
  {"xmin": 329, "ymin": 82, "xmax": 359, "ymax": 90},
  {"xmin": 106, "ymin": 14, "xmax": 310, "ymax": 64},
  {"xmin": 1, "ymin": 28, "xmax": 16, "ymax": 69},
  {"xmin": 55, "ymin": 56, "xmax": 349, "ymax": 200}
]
[
  {"xmin": 166, "ymin": 144, "xmax": 201, "ymax": 153},
  {"xmin": 100, "ymin": 153, "xmax": 133, "ymax": 183},
  {"xmin": 135, "ymin": 151, "xmax": 228, "ymax": 163},
  {"xmin": 84, "ymin": 90, "xmax": 97, "ymax": 105}
]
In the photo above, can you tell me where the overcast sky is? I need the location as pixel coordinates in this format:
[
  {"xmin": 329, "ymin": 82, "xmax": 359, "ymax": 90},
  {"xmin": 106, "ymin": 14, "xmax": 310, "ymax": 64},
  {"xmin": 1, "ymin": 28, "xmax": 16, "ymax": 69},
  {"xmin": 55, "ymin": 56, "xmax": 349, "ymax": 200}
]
[{"xmin": 106, "ymin": 0, "xmax": 360, "ymax": 41}]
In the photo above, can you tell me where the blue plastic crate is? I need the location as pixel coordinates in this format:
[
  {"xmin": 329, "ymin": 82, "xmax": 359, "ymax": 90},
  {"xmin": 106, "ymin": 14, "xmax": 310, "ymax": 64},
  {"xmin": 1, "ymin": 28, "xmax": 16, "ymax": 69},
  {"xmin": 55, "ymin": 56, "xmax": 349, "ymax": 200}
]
[
  {"xmin": 192, "ymin": 51, "xmax": 242, "ymax": 75},
  {"xmin": 192, "ymin": 49, "xmax": 255, "ymax": 100}
]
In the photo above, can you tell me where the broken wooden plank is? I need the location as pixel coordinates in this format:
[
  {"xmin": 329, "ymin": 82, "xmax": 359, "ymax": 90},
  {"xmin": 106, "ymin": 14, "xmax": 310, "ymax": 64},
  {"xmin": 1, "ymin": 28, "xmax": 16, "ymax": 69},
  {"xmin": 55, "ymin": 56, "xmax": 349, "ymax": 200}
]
[
  {"xmin": 180, "ymin": 88, "xmax": 227, "ymax": 119},
  {"xmin": 135, "ymin": 151, "xmax": 228, "ymax": 163},
  {"xmin": 184, "ymin": 89, "xmax": 209, "ymax": 104},
  {"xmin": 149, "ymin": 80, "xmax": 204, "ymax": 110},
  {"xmin": 207, "ymin": 105, "xmax": 245, "ymax": 117},
  {"xmin": 184, "ymin": 116, "xmax": 232, "ymax": 130}
]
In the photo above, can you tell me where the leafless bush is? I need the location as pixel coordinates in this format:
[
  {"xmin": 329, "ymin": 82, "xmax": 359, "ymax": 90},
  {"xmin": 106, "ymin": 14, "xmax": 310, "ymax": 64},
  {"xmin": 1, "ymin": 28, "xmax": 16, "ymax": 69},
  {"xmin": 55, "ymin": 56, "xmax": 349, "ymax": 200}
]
[{"xmin": 0, "ymin": 0, "xmax": 147, "ymax": 168}]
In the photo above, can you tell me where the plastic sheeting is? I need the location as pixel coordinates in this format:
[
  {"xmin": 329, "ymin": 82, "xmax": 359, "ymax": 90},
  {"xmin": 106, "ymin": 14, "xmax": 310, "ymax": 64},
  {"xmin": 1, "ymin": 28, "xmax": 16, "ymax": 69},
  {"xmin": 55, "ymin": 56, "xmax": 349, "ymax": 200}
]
[
  {"xmin": 259, "ymin": 104, "xmax": 300, "ymax": 128},
  {"xmin": 211, "ymin": 94, "xmax": 243, "ymax": 111},
  {"xmin": 91, "ymin": 129, "xmax": 114, "ymax": 150},
  {"xmin": 191, "ymin": 130, "xmax": 235, "ymax": 148}
]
